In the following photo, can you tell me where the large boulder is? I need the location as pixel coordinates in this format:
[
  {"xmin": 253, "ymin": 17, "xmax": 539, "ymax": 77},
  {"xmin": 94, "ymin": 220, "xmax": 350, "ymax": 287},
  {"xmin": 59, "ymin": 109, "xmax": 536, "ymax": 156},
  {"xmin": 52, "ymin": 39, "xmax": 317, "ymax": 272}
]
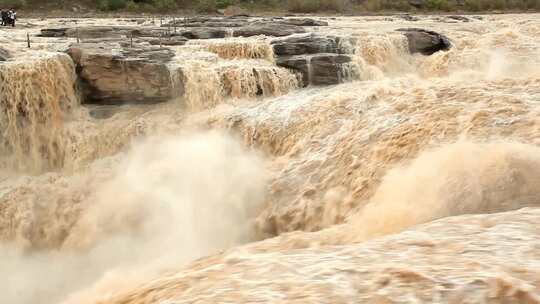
[
  {"xmin": 310, "ymin": 54, "xmax": 354, "ymax": 85},
  {"xmin": 275, "ymin": 56, "xmax": 310, "ymax": 85},
  {"xmin": 233, "ymin": 22, "xmax": 306, "ymax": 37},
  {"xmin": 397, "ymin": 28, "xmax": 451, "ymax": 55},
  {"xmin": 276, "ymin": 54, "xmax": 354, "ymax": 86},
  {"xmin": 273, "ymin": 33, "xmax": 356, "ymax": 87},
  {"xmin": 67, "ymin": 43, "xmax": 182, "ymax": 104},
  {"xmin": 271, "ymin": 33, "xmax": 347, "ymax": 56}
]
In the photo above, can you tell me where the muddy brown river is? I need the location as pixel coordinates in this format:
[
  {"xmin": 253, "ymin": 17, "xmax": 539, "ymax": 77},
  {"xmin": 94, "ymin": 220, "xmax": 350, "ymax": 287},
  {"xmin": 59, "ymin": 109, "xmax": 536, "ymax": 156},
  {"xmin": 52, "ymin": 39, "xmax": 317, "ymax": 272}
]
[{"xmin": 0, "ymin": 13, "xmax": 539, "ymax": 304}]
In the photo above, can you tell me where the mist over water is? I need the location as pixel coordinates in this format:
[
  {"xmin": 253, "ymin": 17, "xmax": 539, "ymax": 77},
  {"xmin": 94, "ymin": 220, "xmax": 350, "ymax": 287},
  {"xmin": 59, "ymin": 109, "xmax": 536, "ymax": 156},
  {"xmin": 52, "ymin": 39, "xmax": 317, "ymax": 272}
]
[
  {"xmin": 0, "ymin": 13, "xmax": 539, "ymax": 304},
  {"xmin": 0, "ymin": 132, "xmax": 266, "ymax": 304},
  {"xmin": 347, "ymin": 141, "xmax": 540, "ymax": 242}
]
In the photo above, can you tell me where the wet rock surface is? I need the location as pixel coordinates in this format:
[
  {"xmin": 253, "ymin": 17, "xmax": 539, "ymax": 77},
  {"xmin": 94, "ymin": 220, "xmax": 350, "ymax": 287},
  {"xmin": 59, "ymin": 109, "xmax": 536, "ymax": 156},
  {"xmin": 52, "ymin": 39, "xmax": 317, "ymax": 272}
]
[
  {"xmin": 272, "ymin": 34, "xmax": 355, "ymax": 86},
  {"xmin": 271, "ymin": 33, "xmax": 346, "ymax": 56},
  {"xmin": 67, "ymin": 43, "xmax": 181, "ymax": 104},
  {"xmin": 0, "ymin": 47, "xmax": 10, "ymax": 61},
  {"xmin": 397, "ymin": 28, "xmax": 452, "ymax": 55},
  {"xmin": 276, "ymin": 54, "xmax": 355, "ymax": 86}
]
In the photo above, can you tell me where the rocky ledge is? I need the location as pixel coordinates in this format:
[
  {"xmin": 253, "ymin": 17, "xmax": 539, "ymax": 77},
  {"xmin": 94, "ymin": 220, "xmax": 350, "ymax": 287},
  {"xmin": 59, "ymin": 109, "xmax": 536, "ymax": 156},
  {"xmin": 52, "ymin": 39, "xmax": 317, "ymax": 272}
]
[
  {"xmin": 272, "ymin": 34, "xmax": 356, "ymax": 86},
  {"xmin": 39, "ymin": 17, "xmax": 324, "ymax": 41},
  {"xmin": 67, "ymin": 43, "xmax": 182, "ymax": 104},
  {"xmin": 397, "ymin": 28, "xmax": 452, "ymax": 55},
  {"xmin": 47, "ymin": 21, "xmax": 451, "ymax": 102}
]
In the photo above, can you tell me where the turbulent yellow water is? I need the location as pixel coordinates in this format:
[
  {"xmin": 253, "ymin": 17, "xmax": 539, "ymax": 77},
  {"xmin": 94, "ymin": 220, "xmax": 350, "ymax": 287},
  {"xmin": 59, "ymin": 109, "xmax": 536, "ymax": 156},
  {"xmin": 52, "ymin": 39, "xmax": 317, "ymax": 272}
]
[{"xmin": 0, "ymin": 13, "xmax": 539, "ymax": 304}]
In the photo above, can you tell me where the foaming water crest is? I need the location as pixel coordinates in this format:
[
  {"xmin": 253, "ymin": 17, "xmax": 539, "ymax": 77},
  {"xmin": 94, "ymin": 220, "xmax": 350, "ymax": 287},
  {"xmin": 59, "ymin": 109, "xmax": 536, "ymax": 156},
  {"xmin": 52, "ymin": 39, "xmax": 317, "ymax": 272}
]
[
  {"xmin": 354, "ymin": 34, "xmax": 412, "ymax": 78},
  {"xmin": 0, "ymin": 131, "xmax": 267, "ymax": 304},
  {"xmin": 0, "ymin": 53, "xmax": 78, "ymax": 173},
  {"xmin": 346, "ymin": 141, "xmax": 540, "ymax": 242},
  {"xmin": 182, "ymin": 62, "xmax": 223, "ymax": 110},
  {"xmin": 182, "ymin": 62, "xmax": 298, "ymax": 110},
  {"xmin": 188, "ymin": 38, "xmax": 274, "ymax": 61},
  {"xmin": 220, "ymin": 65, "xmax": 298, "ymax": 99}
]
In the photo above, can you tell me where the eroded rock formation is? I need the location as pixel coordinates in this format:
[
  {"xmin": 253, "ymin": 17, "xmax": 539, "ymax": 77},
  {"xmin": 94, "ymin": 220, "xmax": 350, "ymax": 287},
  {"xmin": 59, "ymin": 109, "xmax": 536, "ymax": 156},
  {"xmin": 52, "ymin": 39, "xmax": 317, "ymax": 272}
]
[
  {"xmin": 67, "ymin": 43, "xmax": 182, "ymax": 104},
  {"xmin": 397, "ymin": 28, "xmax": 452, "ymax": 55},
  {"xmin": 272, "ymin": 34, "xmax": 356, "ymax": 86}
]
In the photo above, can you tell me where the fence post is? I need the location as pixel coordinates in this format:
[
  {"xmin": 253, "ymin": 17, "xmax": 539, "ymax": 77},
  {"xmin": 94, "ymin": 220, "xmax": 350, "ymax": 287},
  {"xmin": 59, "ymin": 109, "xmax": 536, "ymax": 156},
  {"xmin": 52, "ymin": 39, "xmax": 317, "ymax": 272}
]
[
  {"xmin": 130, "ymin": 33, "xmax": 133, "ymax": 48},
  {"xmin": 76, "ymin": 28, "xmax": 80, "ymax": 43},
  {"xmin": 27, "ymin": 32, "xmax": 30, "ymax": 48}
]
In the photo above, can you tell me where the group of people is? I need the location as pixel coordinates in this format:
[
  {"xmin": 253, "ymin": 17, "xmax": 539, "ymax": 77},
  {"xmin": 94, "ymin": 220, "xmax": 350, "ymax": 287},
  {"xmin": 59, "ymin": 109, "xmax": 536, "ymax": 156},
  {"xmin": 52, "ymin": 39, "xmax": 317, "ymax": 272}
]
[{"xmin": 1, "ymin": 9, "xmax": 16, "ymax": 27}]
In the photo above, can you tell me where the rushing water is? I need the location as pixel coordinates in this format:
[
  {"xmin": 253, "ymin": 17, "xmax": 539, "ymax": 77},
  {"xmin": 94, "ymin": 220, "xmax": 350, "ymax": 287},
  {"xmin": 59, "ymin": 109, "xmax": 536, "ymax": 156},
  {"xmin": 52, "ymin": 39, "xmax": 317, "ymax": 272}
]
[{"xmin": 0, "ymin": 13, "xmax": 539, "ymax": 304}]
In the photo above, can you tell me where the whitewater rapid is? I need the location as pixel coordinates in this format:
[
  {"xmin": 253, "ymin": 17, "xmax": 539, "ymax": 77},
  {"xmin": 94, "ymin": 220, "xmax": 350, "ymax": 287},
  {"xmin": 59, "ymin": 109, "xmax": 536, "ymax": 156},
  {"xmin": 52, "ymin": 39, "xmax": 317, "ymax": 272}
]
[{"xmin": 0, "ymin": 13, "xmax": 539, "ymax": 304}]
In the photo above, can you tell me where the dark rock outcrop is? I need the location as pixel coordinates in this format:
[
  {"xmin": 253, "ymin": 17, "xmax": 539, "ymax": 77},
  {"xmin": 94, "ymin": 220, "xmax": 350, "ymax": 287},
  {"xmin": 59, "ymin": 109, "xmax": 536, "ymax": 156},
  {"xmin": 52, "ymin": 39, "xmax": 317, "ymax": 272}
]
[
  {"xmin": 233, "ymin": 22, "xmax": 306, "ymax": 37},
  {"xmin": 67, "ymin": 43, "xmax": 182, "ymax": 104},
  {"xmin": 275, "ymin": 56, "xmax": 310, "ymax": 85},
  {"xmin": 397, "ymin": 28, "xmax": 451, "ymax": 55},
  {"xmin": 272, "ymin": 33, "xmax": 356, "ymax": 86},
  {"xmin": 310, "ymin": 54, "xmax": 354, "ymax": 85},
  {"xmin": 277, "ymin": 54, "xmax": 353, "ymax": 86},
  {"xmin": 0, "ymin": 47, "xmax": 10, "ymax": 61},
  {"xmin": 271, "ymin": 34, "xmax": 347, "ymax": 56}
]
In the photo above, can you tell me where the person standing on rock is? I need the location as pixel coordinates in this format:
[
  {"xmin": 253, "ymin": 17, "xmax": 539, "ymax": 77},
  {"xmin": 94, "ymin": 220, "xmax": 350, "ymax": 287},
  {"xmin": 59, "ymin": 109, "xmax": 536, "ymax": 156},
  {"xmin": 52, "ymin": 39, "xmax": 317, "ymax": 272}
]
[
  {"xmin": 0, "ymin": 10, "xmax": 7, "ymax": 26},
  {"xmin": 8, "ymin": 9, "xmax": 16, "ymax": 27}
]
